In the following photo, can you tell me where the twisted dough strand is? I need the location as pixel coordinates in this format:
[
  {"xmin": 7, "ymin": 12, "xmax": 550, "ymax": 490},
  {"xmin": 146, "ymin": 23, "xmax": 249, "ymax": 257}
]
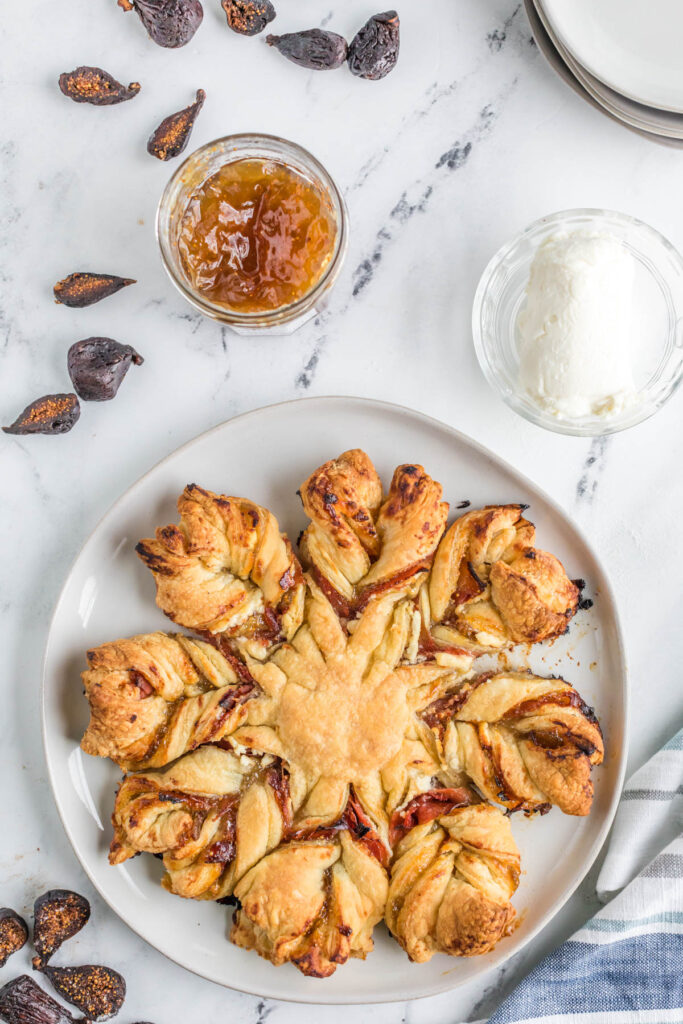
[
  {"xmin": 136, "ymin": 485, "xmax": 304, "ymax": 651},
  {"xmin": 299, "ymin": 449, "xmax": 383, "ymax": 600},
  {"xmin": 300, "ymin": 451, "xmax": 449, "ymax": 612},
  {"xmin": 386, "ymin": 803, "xmax": 519, "ymax": 961},
  {"xmin": 231, "ymin": 791, "xmax": 389, "ymax": 977},
  {"xmin": 110, "ymin": 746, "xmax": 291, "ymax": 901},
  {"xmin": 428, "ymin": 505, "xmax": 580, "ymax": 651},
  {"xmin": 423, "ymin": 671, "xmax": 604, "ymax": 815},
  {"xmin": 81, "ymin": 632, "xmax": 255, "ymax": 770}
]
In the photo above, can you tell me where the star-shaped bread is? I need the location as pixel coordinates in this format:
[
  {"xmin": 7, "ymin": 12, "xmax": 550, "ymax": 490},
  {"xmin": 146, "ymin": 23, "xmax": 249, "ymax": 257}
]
[{"xmin": 81, "ymin": 450, "xmax": 602, "ymax": 976}]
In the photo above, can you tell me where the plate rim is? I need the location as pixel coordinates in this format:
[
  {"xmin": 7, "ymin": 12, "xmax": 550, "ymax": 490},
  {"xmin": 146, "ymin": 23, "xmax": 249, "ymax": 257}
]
[
  {"xmin": 539, "ymin": 0, "xmax": 683, "ymax": 114},
  {"xmin": 41, "ymin": 394, "xmax": 630, "ymax": 1004},
  {"xmin": 526, "ymin": 0, "xmax": 683, "ymax": 148}
]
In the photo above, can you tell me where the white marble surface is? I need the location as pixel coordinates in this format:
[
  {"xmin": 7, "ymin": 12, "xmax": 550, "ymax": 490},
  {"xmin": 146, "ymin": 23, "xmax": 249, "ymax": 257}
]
[{"xmin": 1, "ymin": 1, "xmax": 682, "ymax": 1021}]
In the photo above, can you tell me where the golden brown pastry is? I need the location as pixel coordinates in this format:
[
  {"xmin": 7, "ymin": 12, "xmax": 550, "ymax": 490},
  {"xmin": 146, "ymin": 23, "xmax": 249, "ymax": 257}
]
[
  {"xmin": 110, "ymin": 746, "xmax": 292, "ymax": 901},
  {"xmin": 298, "ymin": 448, "xmax": 383, "ymax": 597},
  {"xmin": 422, "ymin": 671, "xmax": 604, "ymax": 815},
  {"xmin": 231, "ymin": 789, "xmax": 389, "ymax": 977},
  {"xmin": 299, "ymin": 450, "xmax": 450, "ymax": 614},
  {"xmin": 86, "ymin": 450, "xmax": 601, "ymax": 977},
  {"xmin": 81, "ymin": 632, "xmax": 254, "ymax": 770},
  {"xmin": 427, "ymin": 505, "xmax": 580, "ymax": 652},
  {"xmin": 386, "ymin": 802, "xmax": 519, "ymax": 961},
  {"xmin": 136, "ymin": 485, "xmax": 305, "ymax": 656}
]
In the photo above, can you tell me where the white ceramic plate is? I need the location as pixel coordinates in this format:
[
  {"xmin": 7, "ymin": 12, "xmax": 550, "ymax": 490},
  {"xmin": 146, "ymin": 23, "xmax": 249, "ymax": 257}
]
[
  {"xmin": 42, "ymin": 397, "xmax": 627, "ymax": 1004},
  {"xmin": 525, "ymin": 0, "xmax": 683, "ymax": 148},
  {"xmin": 533, "ymin": 0, "xmax": 683, "ymax": 140},
  {"xmin": 541, "ymin": 0, "xmax": 683, "ymax": 113}
]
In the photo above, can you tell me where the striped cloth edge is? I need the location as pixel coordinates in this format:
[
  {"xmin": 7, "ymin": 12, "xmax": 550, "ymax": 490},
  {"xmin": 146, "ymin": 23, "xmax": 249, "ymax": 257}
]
[{"xmin": 484, "ymin": 728, "xmax": 683, "ymax": 1024}]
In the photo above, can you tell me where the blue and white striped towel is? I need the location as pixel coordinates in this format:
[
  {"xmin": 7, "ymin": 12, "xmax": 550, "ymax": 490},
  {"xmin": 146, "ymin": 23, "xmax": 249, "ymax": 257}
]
[{"xmin": 488, "ymin": 729, "xmax": 683, "ymax": 1024}]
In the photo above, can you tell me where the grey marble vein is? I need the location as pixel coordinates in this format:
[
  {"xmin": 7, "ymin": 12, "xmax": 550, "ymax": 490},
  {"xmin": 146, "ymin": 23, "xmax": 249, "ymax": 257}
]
[
  {"xmin": 351, "ymin": 102, "xmax": 501, "ymax": 299},
  {"xmin": 487, "ymin": 3, "xmax": 523, "ymax": 53},
  {"xmin": 296, "ymin": 342, "xmax": 322, "ymax": 389},
  {"xmin": 576, "ymin": 437, "xmax": 611, "ymax": 504}
]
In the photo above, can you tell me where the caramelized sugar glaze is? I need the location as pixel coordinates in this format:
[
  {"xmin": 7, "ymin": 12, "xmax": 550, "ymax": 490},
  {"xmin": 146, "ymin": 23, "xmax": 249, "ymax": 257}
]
[{"xmin": 178, "ymin": 158, "xmax": 337, "ymax": 313}]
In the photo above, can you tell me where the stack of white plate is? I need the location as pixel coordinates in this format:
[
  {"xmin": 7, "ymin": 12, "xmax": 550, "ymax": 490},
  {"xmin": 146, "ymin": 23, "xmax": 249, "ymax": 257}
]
[{"xmin": 527, "ymin": 0, "xmax": 683, "ymax": 146}]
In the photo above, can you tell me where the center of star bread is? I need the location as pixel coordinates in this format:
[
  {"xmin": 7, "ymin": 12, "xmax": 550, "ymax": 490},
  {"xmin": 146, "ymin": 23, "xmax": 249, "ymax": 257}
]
[{"xmin": 277, "ymin": 654, "xmax": 411, "ymax": 781}]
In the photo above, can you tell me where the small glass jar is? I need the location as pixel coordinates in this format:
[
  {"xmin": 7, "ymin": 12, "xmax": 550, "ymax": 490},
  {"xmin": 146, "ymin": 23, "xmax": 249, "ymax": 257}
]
[
  {"xmin": 472, "ymin": 208, "xmax": 683, "ymax": 436},
  {"xmin": 156, "ymin": 134, "xmax": 348, "ymax": 336}
]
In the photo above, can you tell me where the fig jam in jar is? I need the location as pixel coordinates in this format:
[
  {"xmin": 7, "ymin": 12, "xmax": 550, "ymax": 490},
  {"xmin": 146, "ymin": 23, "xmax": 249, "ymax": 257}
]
[{"xmin": 157, "ymin": 135, "xmax": 348, "ymax": 335}]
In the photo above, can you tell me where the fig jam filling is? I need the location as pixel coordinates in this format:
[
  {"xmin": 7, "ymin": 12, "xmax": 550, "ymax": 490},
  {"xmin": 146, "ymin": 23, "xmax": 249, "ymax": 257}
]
[
  {"xmin": 289, "ymin": 788, "xmax": 388, "ymax": 867},
  {"xmin": 388, "ymin": 788, "xmax": 472, "ymax": 846},
  {"xmin": 178, "ymin": 158, "xmax": 337, "ymax": 313}
]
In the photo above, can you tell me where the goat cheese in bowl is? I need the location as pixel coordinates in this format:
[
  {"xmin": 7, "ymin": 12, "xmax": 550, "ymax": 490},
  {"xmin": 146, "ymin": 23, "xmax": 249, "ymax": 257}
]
[
  {"xmin": 473, "ymin": 209, "xmax": 683, "ymax": 436},
  {"xmin": 517, "ymin": 231, "xmax": 637, "ymax": 418}
]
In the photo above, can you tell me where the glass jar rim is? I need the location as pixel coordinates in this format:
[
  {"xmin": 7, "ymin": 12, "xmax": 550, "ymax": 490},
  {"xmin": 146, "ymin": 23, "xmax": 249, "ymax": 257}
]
[{"xmin": 156, "ymin": 133, "xmax": 348, "ymax": 328}]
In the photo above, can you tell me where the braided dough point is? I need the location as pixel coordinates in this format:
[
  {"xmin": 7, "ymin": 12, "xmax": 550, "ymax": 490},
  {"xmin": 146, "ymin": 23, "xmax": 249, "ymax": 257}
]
[
  {"xmin": 428, "ymin": 505, "xmax": 579, "ymax": 651},
  {"xmin": 136, "ymin": 485, "xmax": 304, "ymax": 650},
  {"xmin": 426, "ymin": 672, "xmax": 604, "ymax": 815},
  {"xmin": 359, "ymin": 463, "xmax": 449, "ymax": 592},
  {"xmin": 299, "ymin": 449, "xmax": 383, "ymax": 599},
  {"xmin": 110, "ymin": 747, "xmax": 290, "ymax": 901},
  {"xmin": 300, "ymin": 453, "xmax": 449, "ymax": 607},
  {"xmin": 231, "ymin": 831, "xmax": 388, "ymax": 977},
  {"xmin": 81, "ymin": 632, "xmax": 254, "ymax": 769},
  {"xmin": 386, "ymin": 805, "xmax": 519, "ymax": 961}
]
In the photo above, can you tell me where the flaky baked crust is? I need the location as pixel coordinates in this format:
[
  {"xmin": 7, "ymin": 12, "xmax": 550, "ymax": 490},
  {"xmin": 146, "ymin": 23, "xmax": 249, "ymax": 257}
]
[
  {"xmin": 427, "ymin": 505, "xmax": 580, "ymax": 651},
  {"xmin": 231, "ymin": 827, "xmax": 388, "ymax": 977},
  {"xmin": 110, "ymin": 746, "xmax": 291, "ymax": 900},
  {"xmin": 423, "ymin": 671, "xmax": 604, "ymax": 816},
  {"xmin": 82, "ymin": 450, "xmax": 601, "ymax": 977},
  {"xmin": 81, "ymin": 632, "xmax": 254, "ymax": 770},
  {"xmin": 136, "ymin": 485, "xmax": 305, "ymax": 656},
  {"xmin": 386, "ymin": 804, "xmax": 520, "ymax": 961}
]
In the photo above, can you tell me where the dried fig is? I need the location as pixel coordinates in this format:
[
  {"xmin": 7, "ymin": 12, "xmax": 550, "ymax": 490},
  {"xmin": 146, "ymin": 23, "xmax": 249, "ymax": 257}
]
[
  {"xmin": 266, "ymin": 29, "xmax": 347, "ymax": 69},
  {"xmin": 32, "ymin": 891, "xmax": 90, "ymax": 969},
  {"xmin": 54, "ymin": 273, "xmax": 136, "ymax": 308},
  {"xmin": 347, "ymin": 10, "xmax": 400, "ymax": 80},
  {"xmin": 222, "ymin": 0, "xmax": 275, "ymax": 35},
  {"xmin": 58, "ymin": 67, "xmax": 141, "ymax": 105},
  {"xmin": 41, "ymin": 967, "xmax": 125, "ymax": 1023},
  {"xmin": 3, "ymin": 396, "xmax": 80, "ymax": 437},
  {"xmin": 0, "ymin": 975, "xmax": 78, "ymax": 1024},
  {"xmin": 118, "ymin": 0, "xmax": 203, "ymax": 48},
  {"xmin": 68, "ymin": 339, "xmax": 143, "ymax": 402},
  {"xmin": 147, "ymin": 89, "xmax": 205, "ymax": 160},
  {"xmin": 0, "ymin": 910, "xmax": 28, "ymax": 968}
]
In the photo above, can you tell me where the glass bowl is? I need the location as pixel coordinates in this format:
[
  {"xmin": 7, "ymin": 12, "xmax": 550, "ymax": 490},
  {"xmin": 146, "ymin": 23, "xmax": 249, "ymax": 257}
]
[
  {"xmin": 472, "ymin": 208, "xmax": 683, "ymax": 435},
  {"xmin": 157, "ymin": 134, "xmax": 348, "ymax": 336}
]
